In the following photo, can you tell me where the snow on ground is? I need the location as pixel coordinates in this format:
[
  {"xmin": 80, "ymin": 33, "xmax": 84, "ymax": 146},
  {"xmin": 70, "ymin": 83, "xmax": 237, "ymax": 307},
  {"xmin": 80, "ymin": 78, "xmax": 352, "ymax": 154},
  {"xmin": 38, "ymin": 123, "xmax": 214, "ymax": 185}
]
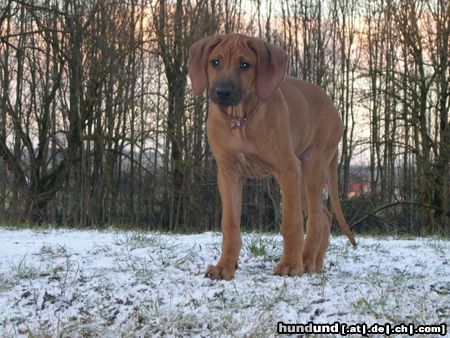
[{"xmin": 0, "ymin": 227, "xmax": 449, "ymax": 337}]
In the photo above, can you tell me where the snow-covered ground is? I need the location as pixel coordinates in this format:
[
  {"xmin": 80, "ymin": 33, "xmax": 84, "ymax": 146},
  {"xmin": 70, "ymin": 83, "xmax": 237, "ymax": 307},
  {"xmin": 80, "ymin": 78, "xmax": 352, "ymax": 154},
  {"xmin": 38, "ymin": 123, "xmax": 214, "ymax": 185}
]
[{"xmin": 0, "ymin": 227, "xmax": 449, "ymax": 337}]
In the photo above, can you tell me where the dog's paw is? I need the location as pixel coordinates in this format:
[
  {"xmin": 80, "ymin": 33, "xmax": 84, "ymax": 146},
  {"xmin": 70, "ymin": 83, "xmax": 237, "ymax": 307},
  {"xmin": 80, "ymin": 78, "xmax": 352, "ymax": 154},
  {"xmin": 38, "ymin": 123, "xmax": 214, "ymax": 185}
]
[
  {"xmin": 273, "ymin": 262, "xmax": 303, "ymax": 276},
  {"xmin": 303, "ymin": 262, "xmax": 321, "ymax": 274},
  {"xmin": 303, "ymin": 254, "xmax": 320, "ymax": 274},
  {"xmin": 205, "ymin": 264, "xmax": 236, "ymax": 280}
]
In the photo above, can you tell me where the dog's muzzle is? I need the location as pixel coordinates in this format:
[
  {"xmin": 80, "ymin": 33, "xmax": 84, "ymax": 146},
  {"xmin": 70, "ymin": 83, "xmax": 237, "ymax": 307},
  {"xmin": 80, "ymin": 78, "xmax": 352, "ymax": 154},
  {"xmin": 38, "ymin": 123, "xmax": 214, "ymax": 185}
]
[{"xmin": 209, "ymin": 81, "xmax": 242, "ymax": 106}]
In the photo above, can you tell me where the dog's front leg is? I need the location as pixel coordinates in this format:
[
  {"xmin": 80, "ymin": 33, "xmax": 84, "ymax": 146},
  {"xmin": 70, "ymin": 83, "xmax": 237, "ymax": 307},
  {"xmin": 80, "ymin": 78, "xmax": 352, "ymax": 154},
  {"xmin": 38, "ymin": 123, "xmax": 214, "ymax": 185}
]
[
  {"xmin": 206, "ymin": 167, "xmax": 243, "ymax": 280},
  {"xmin": 273, "ymin": 161, "xmax": 304, "ymax": 276}
]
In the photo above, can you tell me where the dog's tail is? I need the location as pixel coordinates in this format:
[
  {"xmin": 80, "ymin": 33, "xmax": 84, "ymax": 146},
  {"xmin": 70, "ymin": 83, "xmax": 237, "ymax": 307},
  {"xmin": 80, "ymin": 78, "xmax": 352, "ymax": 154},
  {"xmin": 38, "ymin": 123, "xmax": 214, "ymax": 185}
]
[{"xmin": 328, "ymin": 153, "xmax": 357, "ymax": 247}]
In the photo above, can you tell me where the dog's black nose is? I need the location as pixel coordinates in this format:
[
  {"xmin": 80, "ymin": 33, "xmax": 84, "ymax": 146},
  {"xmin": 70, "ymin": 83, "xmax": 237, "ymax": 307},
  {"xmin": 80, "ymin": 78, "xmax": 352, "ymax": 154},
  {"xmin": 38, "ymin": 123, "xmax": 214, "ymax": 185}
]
[
  {"xmin": 215, "ymin": 83, "xmax": 233, "ymax": 99},
  {"xmin": 209, "ymin": 81, "xmax": 242, "ymax": 106}
]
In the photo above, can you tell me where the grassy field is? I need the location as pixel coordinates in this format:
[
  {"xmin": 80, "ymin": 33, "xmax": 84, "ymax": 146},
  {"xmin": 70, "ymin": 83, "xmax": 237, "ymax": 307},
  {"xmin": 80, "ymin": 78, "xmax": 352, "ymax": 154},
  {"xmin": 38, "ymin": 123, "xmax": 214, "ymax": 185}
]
[{"xmin": 0, "ymin": 227, "xmax": 449, "ymax": 337}]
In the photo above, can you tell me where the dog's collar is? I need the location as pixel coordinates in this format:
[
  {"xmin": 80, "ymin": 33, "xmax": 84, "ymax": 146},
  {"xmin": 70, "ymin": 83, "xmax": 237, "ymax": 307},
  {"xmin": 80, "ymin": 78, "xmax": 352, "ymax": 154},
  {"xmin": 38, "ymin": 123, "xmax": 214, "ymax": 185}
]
[{"xmin": 218, "ymin": 102, "xmax": 262, "ymax": 129}]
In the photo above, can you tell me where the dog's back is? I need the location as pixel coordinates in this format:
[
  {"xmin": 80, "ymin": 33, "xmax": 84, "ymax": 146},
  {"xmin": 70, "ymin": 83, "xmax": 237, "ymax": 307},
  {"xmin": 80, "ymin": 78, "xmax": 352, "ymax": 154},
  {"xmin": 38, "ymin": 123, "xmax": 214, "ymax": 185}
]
[{"xmin": 279, "ymin": 77, "xmax": 344, "ymax": 158}]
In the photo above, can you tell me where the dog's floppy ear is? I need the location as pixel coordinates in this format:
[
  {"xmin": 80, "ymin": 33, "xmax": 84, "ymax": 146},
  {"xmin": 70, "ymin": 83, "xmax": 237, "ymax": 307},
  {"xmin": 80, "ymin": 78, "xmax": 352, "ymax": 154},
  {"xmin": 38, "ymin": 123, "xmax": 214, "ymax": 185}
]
[
  {"xmin": 188, "ymin": 35, "xmax": 222, "ymax": 96},
  {"xmin": 249, "ymin": 39, "xmax": 288, "ymax": 101}
]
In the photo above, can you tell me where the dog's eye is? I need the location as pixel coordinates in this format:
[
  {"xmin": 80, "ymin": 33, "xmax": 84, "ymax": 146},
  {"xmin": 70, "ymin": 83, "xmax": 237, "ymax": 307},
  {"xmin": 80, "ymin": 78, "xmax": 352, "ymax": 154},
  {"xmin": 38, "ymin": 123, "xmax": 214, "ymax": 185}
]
[
  {"xmin": 211, "ymin": 59, "xmax": 220, "ymax": 67},
  {"xmin": 240, "ymin": 62, "xmax": 250, "ymax": 70}
]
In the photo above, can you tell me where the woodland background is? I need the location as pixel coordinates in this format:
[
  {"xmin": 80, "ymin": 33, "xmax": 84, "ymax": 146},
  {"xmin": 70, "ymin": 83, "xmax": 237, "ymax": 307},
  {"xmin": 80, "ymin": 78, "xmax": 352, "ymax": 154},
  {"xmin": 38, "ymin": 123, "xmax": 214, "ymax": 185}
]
[{"xmin": 0, "ymin": 0, "xmax": 448, "ymax": 234}]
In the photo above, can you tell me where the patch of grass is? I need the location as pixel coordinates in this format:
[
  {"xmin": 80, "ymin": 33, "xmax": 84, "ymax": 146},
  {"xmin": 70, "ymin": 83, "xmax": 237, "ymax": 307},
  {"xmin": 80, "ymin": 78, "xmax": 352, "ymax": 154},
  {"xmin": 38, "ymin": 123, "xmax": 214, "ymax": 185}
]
[
  {"xmin": 244, "ymin": 235, "xmax": 281, "ymax": 260},
  {"xmin": 58, "ymin": 322, "xmax": 112, "ymax": 337},
  {"xmin": 353, "ymin": 296, "xmax": 383, "ymax": 319},
  {"xmin": 4, "ymin": 316, "xmax": 35, "ymax": 337},
  {"xmin": 39, "ymin": 243, "xmax": 69, "ymax": 259},
  {"xmin": 247, "ymin": 238, "xmax": 267, "ymax": 257},
  {"xmin": 352, "ymin": 266, "xmax": 434, "ymax": 324},
  {"xmin": 114, "ymin": 232, "xmax": 195, "ymax": 278},
  {"xmin": 115, "ymin": 232, "xmax": 159, "ymax": 249},
  {"xmin": 0, "ymin": 275, "xmax": 14, "ymax": 292},
  {"xmin": 328, "ymin": 239, "xmax": 355, "ymax": 255},
  {"xmin": 424, "ymin": 238, "xmax": 447, "ymax": 257},
  {"xmin": 52, "ymin": 257, "xmax": 81, "ymax": 296},
  {"xmin": 9, "ymin": 255, "xmax": 39, "ymax": 280},
  {"xmin": 131, "ymin": 260, "xmax": 155, "ymax": 279},
  {"xmin": 173, "ymin": 246, "xmax": 199, "ymax": 266}
]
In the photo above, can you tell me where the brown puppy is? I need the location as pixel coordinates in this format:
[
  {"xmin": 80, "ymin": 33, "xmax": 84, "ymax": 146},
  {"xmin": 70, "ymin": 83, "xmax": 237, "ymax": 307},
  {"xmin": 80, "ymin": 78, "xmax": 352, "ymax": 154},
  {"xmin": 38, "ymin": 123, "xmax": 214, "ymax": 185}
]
[{"xmin": 188, "ymin": 34, "xmax": 356, "ymax": 280}]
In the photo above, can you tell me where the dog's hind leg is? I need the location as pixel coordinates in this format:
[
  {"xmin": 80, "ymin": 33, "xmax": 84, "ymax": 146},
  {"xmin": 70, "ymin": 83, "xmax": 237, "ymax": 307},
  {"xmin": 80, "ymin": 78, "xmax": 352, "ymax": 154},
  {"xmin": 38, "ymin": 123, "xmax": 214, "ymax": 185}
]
[{"xmin": 300, "ymin": 179, "xmax": 332, "ymax": 272}]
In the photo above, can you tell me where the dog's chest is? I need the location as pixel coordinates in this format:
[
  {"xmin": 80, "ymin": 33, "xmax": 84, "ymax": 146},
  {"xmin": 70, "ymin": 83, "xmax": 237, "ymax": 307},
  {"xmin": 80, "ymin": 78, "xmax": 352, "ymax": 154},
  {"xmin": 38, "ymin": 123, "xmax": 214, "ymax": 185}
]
[{"xmin": 232, "ymin": 152, "xmax": 272, "ymax": 178}]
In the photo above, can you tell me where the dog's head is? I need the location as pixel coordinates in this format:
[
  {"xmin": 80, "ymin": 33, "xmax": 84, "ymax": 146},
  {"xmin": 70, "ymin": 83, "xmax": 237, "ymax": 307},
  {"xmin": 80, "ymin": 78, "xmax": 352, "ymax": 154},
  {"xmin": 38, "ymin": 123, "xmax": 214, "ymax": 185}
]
[{"xmin": 188, "ymin": 34, "xmax": 288, "ymax": 106}]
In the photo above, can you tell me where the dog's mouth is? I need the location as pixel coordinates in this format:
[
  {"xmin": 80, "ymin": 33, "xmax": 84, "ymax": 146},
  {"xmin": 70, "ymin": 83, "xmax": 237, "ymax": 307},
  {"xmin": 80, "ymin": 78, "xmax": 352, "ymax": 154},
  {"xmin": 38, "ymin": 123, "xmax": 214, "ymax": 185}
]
[
  {"xmin": 210, "ymin": 95, "xmax": 242, "ymax": 107},
  {"xmin": 209, "ymin": 82, "xmax": 243, "ymax": 107}
]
